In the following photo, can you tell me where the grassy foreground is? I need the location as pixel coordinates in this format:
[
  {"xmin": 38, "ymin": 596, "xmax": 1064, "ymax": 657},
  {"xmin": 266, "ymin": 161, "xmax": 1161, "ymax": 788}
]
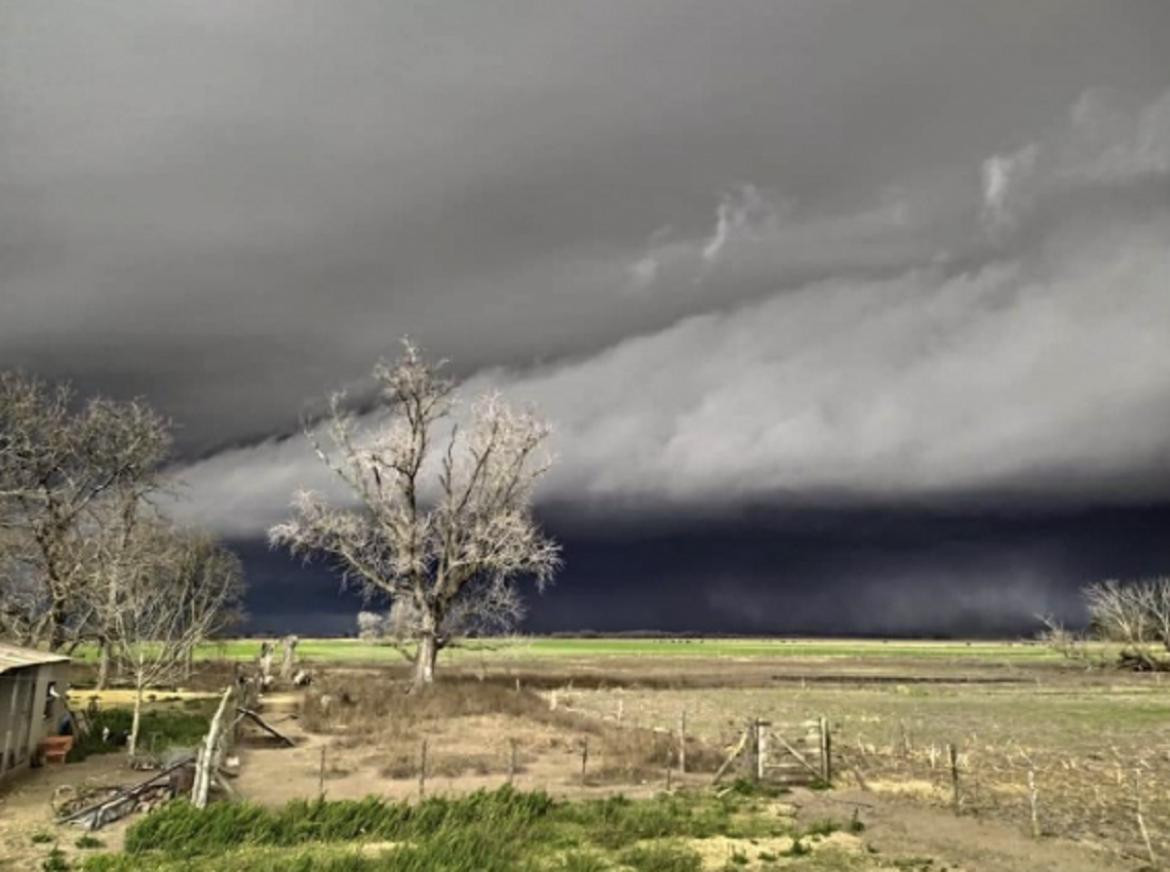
[{"xmin": 74, "ymin": 785, "xmax": 876, "ymax": 872}]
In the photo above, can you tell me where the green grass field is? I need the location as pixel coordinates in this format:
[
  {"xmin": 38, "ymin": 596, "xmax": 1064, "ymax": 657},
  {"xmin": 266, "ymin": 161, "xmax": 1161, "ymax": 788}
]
[{"xmin": 70, "ymin": 636, "xmax": 1067, "ymax": 666}]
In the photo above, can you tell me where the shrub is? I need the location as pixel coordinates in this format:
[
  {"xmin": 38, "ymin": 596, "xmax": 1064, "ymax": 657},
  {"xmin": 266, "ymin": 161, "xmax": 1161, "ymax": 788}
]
[
  {"xmin": 561, "ymin": 793, "xmax": 734, "ymax": 849},
  {"xmin": 69, "ymin": 706, "xmax": 210, "ymax": 762},
  {"xmin": 42, "ymin": 846, "xmax": 71, "ymax": 872},
  {"xmin": 803, "ymin": 818, "xmax": 838, "ymax": 837},
  {"xmin": 617, "ymin": 843, "xmax": 702, "ymax": 872}
]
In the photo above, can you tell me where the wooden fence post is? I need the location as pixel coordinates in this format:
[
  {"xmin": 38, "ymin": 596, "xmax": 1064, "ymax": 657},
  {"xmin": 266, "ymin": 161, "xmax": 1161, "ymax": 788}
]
[
  {"xmin": 678, "ymin": 710, "xmax": 687, "ymax": 775},
  {"xmin": 1027, "ymin": 769, "xmax": 1039, "ymax": 837},
  {"xmin": 318, "ymin": 746, "xmax": 327, "ymax": 800},
  {"xmin": 580, "ymin": 738, "xmax": 588, "ymax": 786},
  {"xmin": 947, "ymin": 743, "xmax": 960, "ymax": 814},
  {"xmin": 507, "ymin": 738, "xmax": 518, "ymax": 786},
  {"xmin": 819, "ymin": 716, "xmax": 832, "ymax": 784},
  {"xmin": 418, "ymin": 739, "xmax": 427, "ymax": 800},
  {"xmin": 1135, "ymin": 768, "xmax": 1156, "ymax": 865},
  {"xmin": 756, "ymin": 720, "xmax": 767, "ymax": 780},
  {"xmin": 192, "ymin": 686, "xmax": 234, "ymax": 809}
]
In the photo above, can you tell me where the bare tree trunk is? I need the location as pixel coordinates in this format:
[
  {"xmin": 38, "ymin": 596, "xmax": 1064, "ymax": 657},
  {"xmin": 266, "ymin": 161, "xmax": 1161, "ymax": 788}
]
[
  {"xmin": 128, "ymin": 681, "xmax": 143, "ymax": 758},
  {"xmin": 413, "ymin": 633, "xmax": 438, "ymax": 689},
  {"xmin": 280, "ymin": 636, "xmax": 298, "ymax": 681},
  {"xmin": 47, "ymin": 599, "xmax": 68, "ymax": 652},
  {"xmin": 96, "ymin": 639, "xmax": 111, "ymax": 691}
]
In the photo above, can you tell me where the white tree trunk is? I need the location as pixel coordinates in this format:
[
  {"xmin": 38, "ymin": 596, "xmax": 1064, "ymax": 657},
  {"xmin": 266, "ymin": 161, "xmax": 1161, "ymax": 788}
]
[
  {"xmin": 414, "ymin": 633, "xmax": 438, "ymax": 688},
  {"xmin": 128, "ymin": 682, "xmax": 143, "ymax": 758},
  {"xmin": 96, "ymin": 640, "xmax": 111, "ymax": 691}
]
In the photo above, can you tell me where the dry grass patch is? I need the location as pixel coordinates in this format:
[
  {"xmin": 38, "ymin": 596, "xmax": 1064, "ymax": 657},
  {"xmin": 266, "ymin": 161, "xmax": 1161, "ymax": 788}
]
[{"xmin": 300, "ymin": 674, "xmax": 727, "ymax": 787}]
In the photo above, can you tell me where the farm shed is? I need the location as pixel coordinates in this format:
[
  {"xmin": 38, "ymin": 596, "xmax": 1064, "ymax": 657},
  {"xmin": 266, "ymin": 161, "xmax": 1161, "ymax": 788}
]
[{"xmin": 0, "ymin": 643, "xmax": 70, "ymax": 782}]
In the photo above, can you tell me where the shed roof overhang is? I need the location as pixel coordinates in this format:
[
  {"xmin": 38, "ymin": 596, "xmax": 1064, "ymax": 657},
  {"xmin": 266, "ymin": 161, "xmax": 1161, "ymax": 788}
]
[{"xmin": 0, "ymin": 643, "xmax": 70, "ymax": 677}]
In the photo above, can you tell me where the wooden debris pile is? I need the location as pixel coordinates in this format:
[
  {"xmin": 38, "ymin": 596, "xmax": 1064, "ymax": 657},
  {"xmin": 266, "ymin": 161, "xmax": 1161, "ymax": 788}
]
[{"xmin": 55, "ymin": 757, "xmax": 195, "ymax": 830}]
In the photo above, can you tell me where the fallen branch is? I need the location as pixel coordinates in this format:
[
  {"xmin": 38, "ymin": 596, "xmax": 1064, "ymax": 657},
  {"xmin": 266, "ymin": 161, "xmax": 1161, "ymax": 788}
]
[{"xmin": 235, "ymin": 707, "xmax": 296, "ymax": 746}]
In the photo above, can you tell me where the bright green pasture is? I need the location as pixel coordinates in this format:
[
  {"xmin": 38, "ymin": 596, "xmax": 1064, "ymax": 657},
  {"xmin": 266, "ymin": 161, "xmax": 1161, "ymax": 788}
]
[{"xmin": 70, "ymin": 635, "xmax": 1066, "ymax": 665}]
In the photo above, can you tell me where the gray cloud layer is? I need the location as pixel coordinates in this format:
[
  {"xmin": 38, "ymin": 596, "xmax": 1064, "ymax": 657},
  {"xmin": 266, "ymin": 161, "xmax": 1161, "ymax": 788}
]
[
  {"xmin": 3, "ymin": 3, "xmax": 1169, "ymax": 536},
  {"xmin": 170, "ymin": 82, "xmax": 1170, "ymax": 535}
]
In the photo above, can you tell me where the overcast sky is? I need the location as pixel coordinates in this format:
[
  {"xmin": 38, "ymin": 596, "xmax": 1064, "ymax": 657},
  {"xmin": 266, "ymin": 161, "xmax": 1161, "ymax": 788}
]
[{"xmin": 3, "ymin": 2, "xmax": 1169, "ymax": 633}]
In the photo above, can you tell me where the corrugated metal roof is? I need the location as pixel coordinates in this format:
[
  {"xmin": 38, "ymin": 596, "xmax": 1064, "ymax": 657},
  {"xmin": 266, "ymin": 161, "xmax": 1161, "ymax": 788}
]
[{"xmin": 0, "ymin": 643, "xmax": 70, "ymax": 676}]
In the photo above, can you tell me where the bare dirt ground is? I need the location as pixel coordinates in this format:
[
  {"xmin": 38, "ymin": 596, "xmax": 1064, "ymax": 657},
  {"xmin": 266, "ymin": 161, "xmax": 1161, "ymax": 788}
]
[
  {"xmin": 797, "ymin": 787, "xmax": 1136, "ymax": 872},
  {"xmin": 234, "ymin": 686, "xmax": 710, "ymax": 805},
  {"xmin": 0, "ymin": 753, "xmax": 137, "ymax": 870}
]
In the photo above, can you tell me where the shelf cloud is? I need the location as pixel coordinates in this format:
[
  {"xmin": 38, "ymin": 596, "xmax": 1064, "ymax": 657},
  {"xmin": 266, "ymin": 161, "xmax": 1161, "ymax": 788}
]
[{"xmin": 169, "ymin": 84, "xmax": 1170, "ymax": 536}]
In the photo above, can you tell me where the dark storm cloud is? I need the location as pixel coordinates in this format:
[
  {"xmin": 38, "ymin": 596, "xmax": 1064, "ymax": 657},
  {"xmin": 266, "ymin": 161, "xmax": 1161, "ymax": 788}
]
[
  {"xmin": 237, "ymin": 504, "xmax": 1170, "ymax": 637},
  {"xmin": 4, "ymin": 1, "xmax": 1169, "ymax": 456}
]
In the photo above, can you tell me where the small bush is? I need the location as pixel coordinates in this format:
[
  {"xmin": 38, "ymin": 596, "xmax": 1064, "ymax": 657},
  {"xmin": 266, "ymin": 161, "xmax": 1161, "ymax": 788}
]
[
  {"xmin": 617, "ymin": 843, "xmax": 702, "ymax": 872},
  {"xmin": 555, "ymin": 850, "xmax": 611, "ymax": 872},
  {"xmin": 849, "ymin": 808, "xmax": 865, "ymax": 833},
  {"xmin": 803, "ymin": 818, "xmax": 838, "ymax": 837},
  {"xmin": 75, "ymin": 835, "xmax": 105, "ymax": 849},
  {"xmin": 31, "ymin": 832, "xmax": 54, "ymax": 844},
  {"xmin": 784, "ymin": 837, "xmax": 809, "ymax": 857},
  {"xmin": 42, "ymin": 846, "xmax": 71, "ymax": 872},
  {"xmin": 724, "ymin": 779, "xmax": 788, "ymax": 798}
]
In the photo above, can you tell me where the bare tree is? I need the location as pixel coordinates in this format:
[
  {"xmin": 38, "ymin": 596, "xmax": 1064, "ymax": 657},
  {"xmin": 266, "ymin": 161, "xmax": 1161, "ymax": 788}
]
[
  {"xmin": 102, "ymin": 522, "xmax": 244, "ymax": 756},
  {"xmin": 356, "ymin": 610, "xmax": 386, "ymax": 641},
  {"xmin": 0, "ymin": 372, "xmax": 170, "ymax": 650},
  {"xmin": 1035, "ymin": 614, "xmax": 1102, "ymax": 668},
  {"xmin": 270, "ymin": 341, "xmax": 560, "ymax": 688},
  {"xmin": 1083, "ymin": 577, "xmax": 1170, "ymax": 671}
]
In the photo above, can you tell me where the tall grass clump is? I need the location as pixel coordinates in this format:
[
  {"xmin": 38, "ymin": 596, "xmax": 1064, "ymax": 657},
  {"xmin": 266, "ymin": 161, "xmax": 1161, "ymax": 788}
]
[
  {"xmin": 617, "ymin": 842, "xmax": 703, "ymax": 872},
  {"xmin": 556, "ymin": 792, "xmax": 743, "ymax": 849},
  {"xmin": 125, "ymin": 787, "xmax": 556, "ymax": 856},
  {"xmin": 86, "ymin": 831, "xmax": 529, "ymax": 872}
]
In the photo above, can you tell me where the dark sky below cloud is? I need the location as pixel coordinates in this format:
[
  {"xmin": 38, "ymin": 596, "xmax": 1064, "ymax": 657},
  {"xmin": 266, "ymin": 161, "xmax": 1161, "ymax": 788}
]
[
  {"xmin": 236, "ymin": 502, "xmax": 1170, "ymax": 637},
  {"xmin": 3, "ymin": 2, "xmax": 1169, "ymax": 635}
]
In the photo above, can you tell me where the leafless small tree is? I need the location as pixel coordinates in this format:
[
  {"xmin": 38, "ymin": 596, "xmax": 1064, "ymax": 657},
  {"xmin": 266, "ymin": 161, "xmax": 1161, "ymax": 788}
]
[
  {"xmin": 101, "ymin": 522, "xmax": 244, "ymax": 756},
  {"xmin": 0, "ymin": 372, "xmax": 170, "ymax": 650},
  {"xmin": 1035, "ymin": 614, "xmax": 1100, "ymax": 668},
  {"xmin": 356, "ymin": 610, "xmax": 387, "ymax": 641},
  {"xmin": 271, "ymin": 341, "xmax": 560, "ymax": 688}
]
